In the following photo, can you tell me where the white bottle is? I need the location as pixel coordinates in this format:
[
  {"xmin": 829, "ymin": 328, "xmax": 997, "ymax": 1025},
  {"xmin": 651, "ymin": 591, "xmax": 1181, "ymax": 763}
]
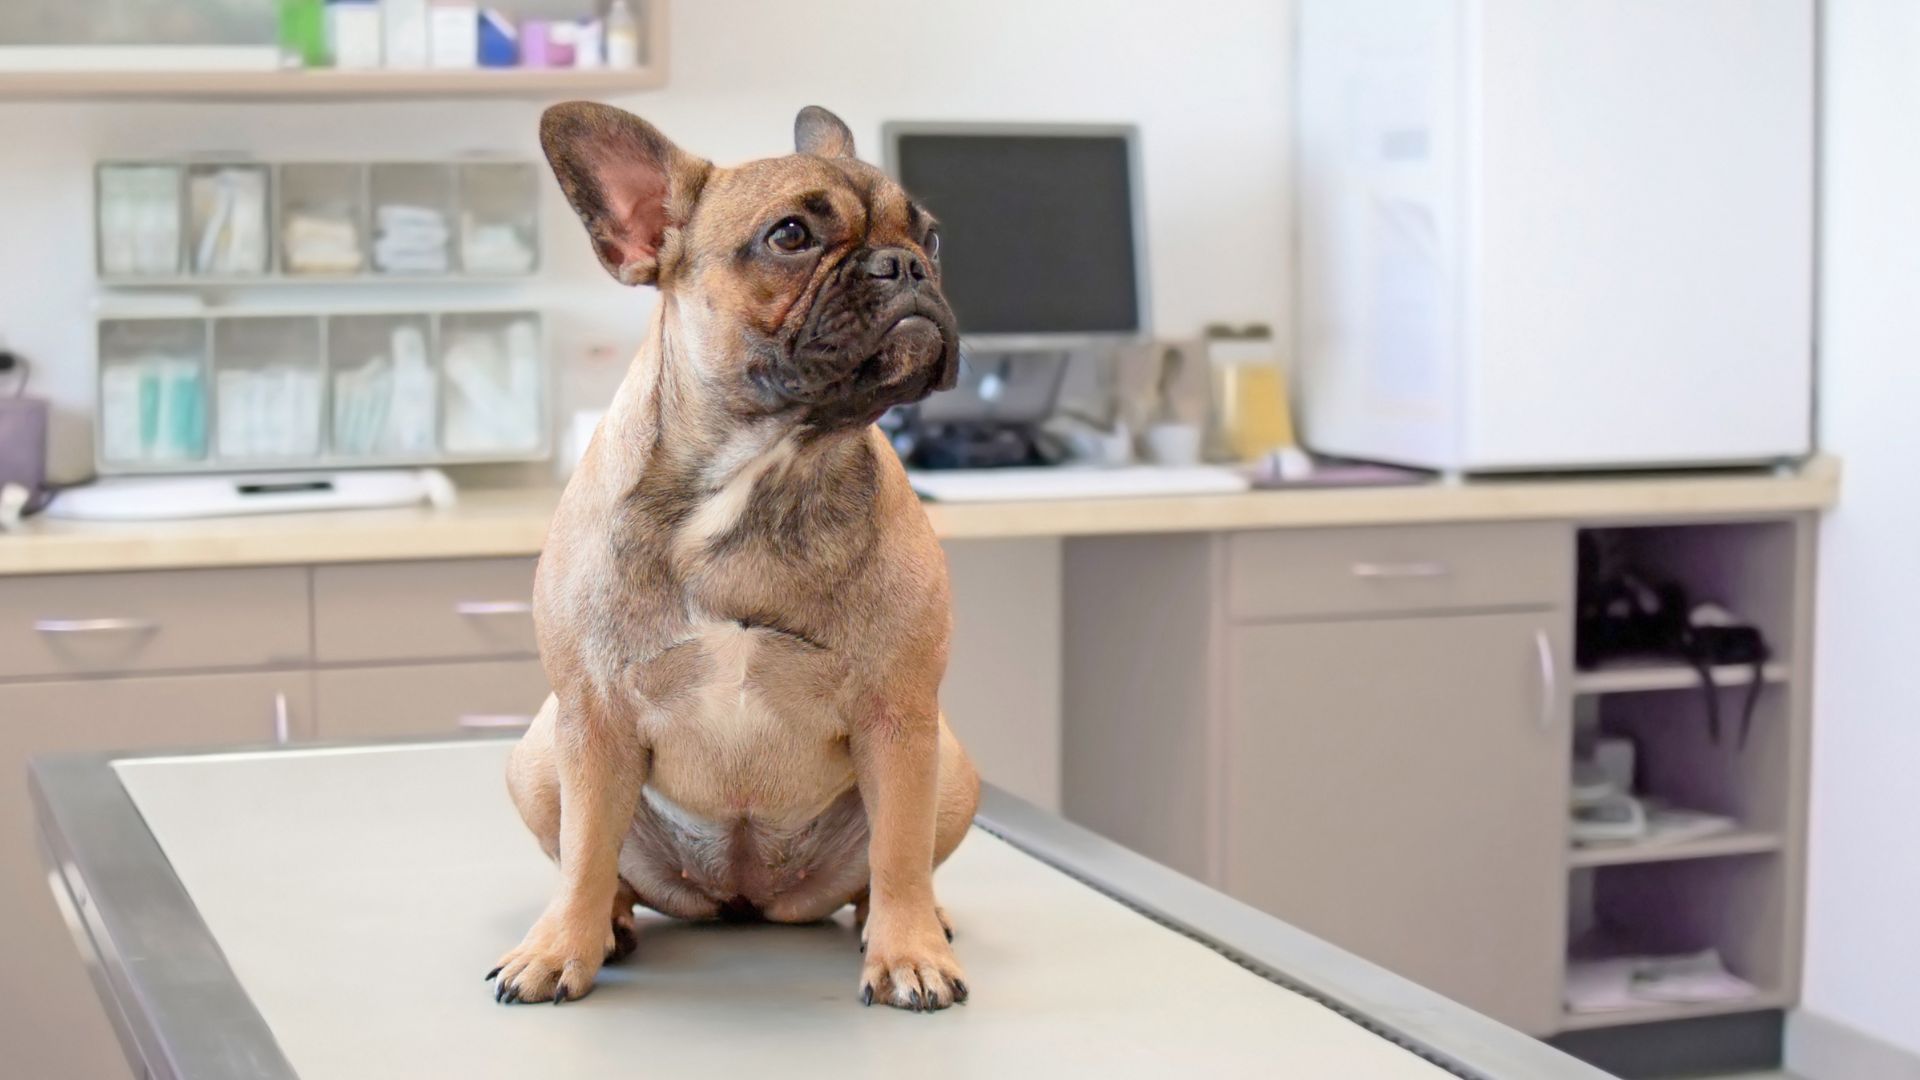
[
  {"xmin": 573, "ymin": 17, "xmax": 604, "ymax": 69},
  {"xmin": 605, "ymin": 0, "xmax": 640, "ymax": 69}
]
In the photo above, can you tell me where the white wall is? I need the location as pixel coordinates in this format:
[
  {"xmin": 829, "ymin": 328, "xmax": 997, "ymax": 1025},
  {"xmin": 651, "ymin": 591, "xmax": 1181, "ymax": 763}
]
[
  {"xmin": 0, "ymin": 0, "xmax": 1293, "ymax": 482},
  {"xmin": 1801, "ymin": 0, "xmax": 1920, "ymax": 1065}
]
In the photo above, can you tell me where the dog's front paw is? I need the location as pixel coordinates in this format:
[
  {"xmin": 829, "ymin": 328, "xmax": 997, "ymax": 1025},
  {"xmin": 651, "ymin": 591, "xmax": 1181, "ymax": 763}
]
[
  {"xmin": 859, "ymin": 909, "xmax": 968, "ymax": 1012},
  {"xmin": 486, "ymin": 913, "xmax": 609, "ymax": 1005}
]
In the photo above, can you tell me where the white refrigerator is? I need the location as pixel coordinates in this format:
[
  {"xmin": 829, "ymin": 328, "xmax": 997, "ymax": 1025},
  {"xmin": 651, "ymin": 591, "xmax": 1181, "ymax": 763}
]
[{"xmin": 1294, "ymin": 0, "xmax": 1815, "ymax": 473}]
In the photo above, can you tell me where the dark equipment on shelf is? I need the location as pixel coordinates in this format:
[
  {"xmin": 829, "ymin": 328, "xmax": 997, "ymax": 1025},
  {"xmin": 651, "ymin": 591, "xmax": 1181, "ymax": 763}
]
[{"xmin": 1577, "ymin": 533, "xmax": 1772, "ymax": 749}]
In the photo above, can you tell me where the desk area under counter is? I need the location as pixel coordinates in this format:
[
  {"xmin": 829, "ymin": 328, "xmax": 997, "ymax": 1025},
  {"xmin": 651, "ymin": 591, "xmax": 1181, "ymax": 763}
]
[{"xmin": 0, "ymin": 460, "xmax": 1838, "ymax": 1067}]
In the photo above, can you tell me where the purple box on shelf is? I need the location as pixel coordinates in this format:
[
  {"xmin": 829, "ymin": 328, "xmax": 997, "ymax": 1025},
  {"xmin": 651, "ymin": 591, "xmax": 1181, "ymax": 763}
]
[{"xmin": 520, "ymin": 20, "xmax": 554, "ymax": 66}]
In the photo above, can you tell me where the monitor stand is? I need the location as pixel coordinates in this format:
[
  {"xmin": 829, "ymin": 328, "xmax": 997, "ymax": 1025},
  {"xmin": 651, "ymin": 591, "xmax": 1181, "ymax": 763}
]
[{"xmin": 890, "ymin": 349, "xmax": 1070, "ymax": 470}]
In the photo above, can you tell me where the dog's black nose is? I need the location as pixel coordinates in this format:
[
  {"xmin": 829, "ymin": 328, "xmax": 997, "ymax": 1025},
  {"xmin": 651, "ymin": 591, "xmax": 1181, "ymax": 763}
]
[{"xmin": 861, "ymin": 247, "xmax": 926, "ymax": 282}]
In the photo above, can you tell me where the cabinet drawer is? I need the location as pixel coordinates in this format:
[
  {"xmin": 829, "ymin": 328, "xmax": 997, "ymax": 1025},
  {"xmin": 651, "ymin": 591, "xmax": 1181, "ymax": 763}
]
[
  {"xmin": 0, "ymin": 568, "xmax": 310, "ymax": 679},
  {"xmin": 314, "ymin": 558, "xmax": 538, "ymax": 663},
  {"xmin": 1226, "ymin": 523, "xmax": 1569, "ymax": 621},
  {"xmin": 314, "ymin": 659, "xmax": 549, "ymax": 740}
]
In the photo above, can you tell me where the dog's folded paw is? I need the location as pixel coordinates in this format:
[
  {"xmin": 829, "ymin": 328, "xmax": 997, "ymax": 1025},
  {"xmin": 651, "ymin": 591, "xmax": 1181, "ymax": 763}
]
[
  {"xmin": 487, "ymin": 917, "xmax": 609, "ymax": 1005},
  {"xmin": 859, "ymin": 913, "xmax": 967, "ymax": 1012}
]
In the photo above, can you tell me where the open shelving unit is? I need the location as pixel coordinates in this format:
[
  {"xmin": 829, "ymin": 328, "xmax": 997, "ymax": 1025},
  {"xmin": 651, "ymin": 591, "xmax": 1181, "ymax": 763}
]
[{"xmin": 1556, "ymin": 520, "xmax": 1811, "ymax": 1037}]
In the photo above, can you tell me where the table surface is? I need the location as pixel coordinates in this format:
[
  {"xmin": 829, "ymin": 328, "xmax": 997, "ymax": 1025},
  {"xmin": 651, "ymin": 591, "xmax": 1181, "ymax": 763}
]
[
  {"xmin": 1, "ymin": 458, "xmax": 1838, "ymax": 575},
  {"xmin": 34, "ymin": 741, "xmax": 1615, "ymax": 1080}
]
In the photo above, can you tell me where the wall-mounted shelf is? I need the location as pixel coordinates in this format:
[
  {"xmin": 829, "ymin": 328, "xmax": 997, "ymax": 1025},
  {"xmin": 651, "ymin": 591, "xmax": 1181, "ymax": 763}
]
[
  {"xmin": 0, "ymin": 0, "xmax": 668, "ymax": 103},
  {"xmin": 1569, "ymin": 830, "xmax": 1782, "ymax": 869},
  {"xmin": 1572, "ymin": 659, "xmax": 1790, "ymax": 696},
  {"xmin": 0, "ymin": 67, "xmax": 664, "ymax": 102}
]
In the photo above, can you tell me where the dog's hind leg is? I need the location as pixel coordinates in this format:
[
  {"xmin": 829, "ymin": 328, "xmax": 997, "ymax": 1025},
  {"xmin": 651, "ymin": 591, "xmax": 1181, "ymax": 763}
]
[{"xmin": 503, "ymin": 695, "xmax": 640, "ymax": 963}]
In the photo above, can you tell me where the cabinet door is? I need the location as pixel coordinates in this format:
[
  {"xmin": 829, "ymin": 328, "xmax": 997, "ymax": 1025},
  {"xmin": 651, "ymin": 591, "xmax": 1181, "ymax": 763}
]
[
  {"xmin": 0, "ymin": 671, "xmax": 312, "ymax": 1080},
  {"xmin": 1226, "ymin": 612, "xmax": 1567, "ymax": 1034},
  {"xmin": 314, "ymin": 659, "xmax": 549, "ymax": 740}
]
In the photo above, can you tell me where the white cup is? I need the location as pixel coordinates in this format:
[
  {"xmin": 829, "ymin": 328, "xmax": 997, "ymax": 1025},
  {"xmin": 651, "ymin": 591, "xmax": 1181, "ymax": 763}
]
[{"xmin": 1144, "ymin": 422, "xmax": 1203, "ymax": 466}]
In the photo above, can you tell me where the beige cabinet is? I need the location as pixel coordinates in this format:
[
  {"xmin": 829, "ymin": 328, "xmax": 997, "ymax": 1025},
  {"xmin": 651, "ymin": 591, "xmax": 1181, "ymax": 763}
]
[
  {"xmin": 1064, "ymin": 523, "xmax": 1575, "ymax": 1036},
  {"xmin": 0, "ymin": 671, "xmax": 312, "ymax": 1080},
  {"xmin": 1224, "ymin": 612, "xmax": 1569, "ymax": 1034},
  {"xmin": 315, "ymin": 659, "xmax": 549, "ymax": 740}
]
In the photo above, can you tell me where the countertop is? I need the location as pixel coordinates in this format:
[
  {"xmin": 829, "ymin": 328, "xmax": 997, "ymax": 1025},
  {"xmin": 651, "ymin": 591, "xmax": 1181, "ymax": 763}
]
[{"xmin": 0, "ymin": 457, "xmax": 1840, "ymax": 576}]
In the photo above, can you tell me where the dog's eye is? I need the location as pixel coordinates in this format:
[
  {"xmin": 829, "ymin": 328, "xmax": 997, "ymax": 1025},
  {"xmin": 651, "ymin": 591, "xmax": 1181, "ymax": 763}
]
[
  {"xmin": 923, "ymin": 229, "xmax": 941, "ymax": 263},
  {"xmin": 766, "ymin": 217, "xmax": 813, "ymax": 253}
]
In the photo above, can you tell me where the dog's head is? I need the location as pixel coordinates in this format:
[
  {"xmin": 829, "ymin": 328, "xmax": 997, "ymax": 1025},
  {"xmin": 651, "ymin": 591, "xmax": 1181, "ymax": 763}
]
[{"xmin": 541, "ymin": 102, "xmax": 959, "ymax": 429}]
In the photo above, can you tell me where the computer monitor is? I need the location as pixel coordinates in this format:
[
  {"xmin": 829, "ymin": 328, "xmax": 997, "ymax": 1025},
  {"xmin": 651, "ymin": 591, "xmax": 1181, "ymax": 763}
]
[{"xmin": 883, "ymin": 123, "xmax": 1149, "ymax": 350}]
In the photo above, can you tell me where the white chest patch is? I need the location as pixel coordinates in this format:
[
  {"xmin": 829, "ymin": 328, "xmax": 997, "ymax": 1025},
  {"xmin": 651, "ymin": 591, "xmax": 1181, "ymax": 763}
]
[{"xmin": 676, "ymin": 433, "xmax": 795, "ymax": 554}]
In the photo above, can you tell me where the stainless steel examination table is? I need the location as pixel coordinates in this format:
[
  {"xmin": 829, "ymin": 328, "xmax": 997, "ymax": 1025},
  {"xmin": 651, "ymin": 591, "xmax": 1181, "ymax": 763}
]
[{"xmin": 30, "ymin": 741, "xmax": 1613, "ymax": 1080}]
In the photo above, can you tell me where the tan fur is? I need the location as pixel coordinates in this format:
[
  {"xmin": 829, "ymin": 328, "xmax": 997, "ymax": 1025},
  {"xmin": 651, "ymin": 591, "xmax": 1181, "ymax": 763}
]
[{"xmin": 489, "ymin": 103, "xmax": 977, "ymax": 1012}]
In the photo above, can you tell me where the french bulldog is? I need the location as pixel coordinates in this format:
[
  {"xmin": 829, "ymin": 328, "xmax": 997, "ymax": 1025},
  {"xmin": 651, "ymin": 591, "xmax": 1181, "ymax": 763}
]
[{"xmin": 487, "ymin": 102, "xmax": 977, "ymax": 1012}]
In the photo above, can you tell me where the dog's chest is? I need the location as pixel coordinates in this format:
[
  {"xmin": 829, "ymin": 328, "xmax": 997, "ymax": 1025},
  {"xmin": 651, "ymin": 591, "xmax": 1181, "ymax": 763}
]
[{"xmin": 635, "ymin": 618, "xmax": 854, "ymax": 825}]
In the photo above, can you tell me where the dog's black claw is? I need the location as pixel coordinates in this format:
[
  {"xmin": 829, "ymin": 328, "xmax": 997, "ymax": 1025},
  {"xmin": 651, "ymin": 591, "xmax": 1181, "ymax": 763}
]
[
  {"xmin": 944, "ymin": 925, "xmax": 954, "ymax": 942},
  {"xmin": 484, "ymin": 966, "xmax": 502, "ymax": 981},
  {"xmin": 952, "ymin": 979, "xmax": 969, "ymax": 1003},
  {"xmin": 907, "ymin": 989, "xmax": 923, "ymax": 1012},
  {"xmin": 494, "ymin": 982, "xmax": 509, "ymax": 1004},
  {"xmin": 860, "ymin": 984, "xmax": 874, "ymax": 1007},
  {"xmin": 553, "ymin": 985, "xmax": 570, "ymax": 1006}
]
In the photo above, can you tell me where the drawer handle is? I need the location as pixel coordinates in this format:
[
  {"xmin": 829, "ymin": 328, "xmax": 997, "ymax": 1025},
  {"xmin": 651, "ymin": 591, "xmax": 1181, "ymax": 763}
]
[
  {"xmin": 453, "ymin": 601, "xmax": 534, "ymax": 616},
  {"xmin": 1349, "ymin": 561, "xmax": 1450, "ymax": 580},
  {"xmin": 458, "ymin": 714, "xmax": 535, "ymax": 730},
  {"xmin": 273, "ymin": 692, "xmax": 291, "ymax": 745},
  {"xmin": 33, "ymin": 617, "xmax": 160, "ymax": 634}
]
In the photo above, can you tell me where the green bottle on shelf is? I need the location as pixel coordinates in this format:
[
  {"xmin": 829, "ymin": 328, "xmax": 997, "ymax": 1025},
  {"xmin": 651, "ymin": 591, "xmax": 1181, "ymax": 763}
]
[{"xmin": 279, "ymin": 0, "xmax": 329, "ymax": 68}]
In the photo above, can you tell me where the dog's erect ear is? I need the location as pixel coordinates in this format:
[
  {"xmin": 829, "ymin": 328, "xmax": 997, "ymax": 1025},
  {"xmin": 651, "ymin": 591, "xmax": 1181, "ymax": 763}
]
[
  {"xmin": 540, "ymin": 101, "xmax": 711, "ymax": 286},
  {"xmin": 794, "ymin": 105, "xmax": 856, "ymax": 159}
]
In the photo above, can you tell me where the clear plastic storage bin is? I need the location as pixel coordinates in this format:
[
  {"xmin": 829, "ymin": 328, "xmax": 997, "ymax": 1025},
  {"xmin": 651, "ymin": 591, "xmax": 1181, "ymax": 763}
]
[
  {"xmin": 278, "ymin": 163, "xmax": 369, "ymax": 277},
  {"xmin": 96, "ymin": 163, "xmax": 186, "ymax": 279},
  {"xmin": 327, "ymin": 313, "xmax": 438, "ymax": 459},
  {"xmin": 370, "ymin": 163, "xmax": 458, "ymax": 276},
  {"xmin": 457, "ymin": 161, "xmax": 541, "ymax": 276},
  {"xmin": 184, "ymin": 162, "xmax": 273, "ymax": 277},
  {"xmin": 97, "ymin": 318, "xmax": 210, "ymax": 466},
  {"xmin": 211, "ymin": 316, "xmax": 325, "ymax": 463},
  {"xmin": 438, "ymin": 310, "xmax": 544, "ymax": 455}
]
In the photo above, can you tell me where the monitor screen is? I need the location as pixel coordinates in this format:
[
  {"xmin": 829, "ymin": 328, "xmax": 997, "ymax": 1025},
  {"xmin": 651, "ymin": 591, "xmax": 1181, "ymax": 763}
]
[{"xmin": 891, "ymin": 129, "xmax": 1142, "ymax": 339}]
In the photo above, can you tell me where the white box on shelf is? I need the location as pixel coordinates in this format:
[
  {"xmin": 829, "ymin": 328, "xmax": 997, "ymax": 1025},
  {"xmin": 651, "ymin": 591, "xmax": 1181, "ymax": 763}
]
[
  {"xmin": 428, "ymin": 1, "xmax": 479, "ymax": 69},
  {"xmin": 383, "ymin": 0, "xmax": 431, "ymax": 68},
  {"xmin": 328, "ymin": 1, "xmax": 385, "ymax": 70}
]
